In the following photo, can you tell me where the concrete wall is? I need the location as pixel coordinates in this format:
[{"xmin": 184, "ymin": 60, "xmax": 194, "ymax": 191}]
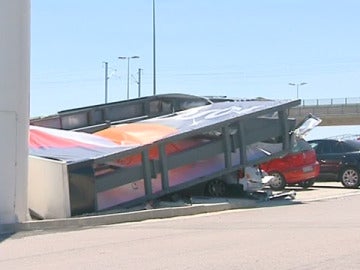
[
  {"xmin": 0, "ymin": 0, "xmax": 30, "ymax": 225},
  {"xmin": 28, "ymin": 157, "xmax": 71, "ymax": 219}
]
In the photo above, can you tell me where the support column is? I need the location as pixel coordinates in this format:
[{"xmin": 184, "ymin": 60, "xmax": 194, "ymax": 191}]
[{"xmin": 0, "ymin": 0, "xmax": 30, "ymax": 225}]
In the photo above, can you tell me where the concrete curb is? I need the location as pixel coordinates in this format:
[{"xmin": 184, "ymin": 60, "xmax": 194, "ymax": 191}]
[
  {"xmin": 0, "ymin": 198, "xmax": 258, "ymax": 234},
  {"xmin": 3, "ymin": 191, "xmax": 359, "ymax": 235}
]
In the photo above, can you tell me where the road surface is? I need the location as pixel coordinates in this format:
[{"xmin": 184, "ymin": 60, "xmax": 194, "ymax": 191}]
[{"xmin": 1, "ymin": 182, "xmax": 360, "ymax": 270}]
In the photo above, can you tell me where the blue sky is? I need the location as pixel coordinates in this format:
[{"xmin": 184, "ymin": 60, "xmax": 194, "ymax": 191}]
[{"xmin": 30, "ymin": 0, "xmax": 360, "ymax": 117}]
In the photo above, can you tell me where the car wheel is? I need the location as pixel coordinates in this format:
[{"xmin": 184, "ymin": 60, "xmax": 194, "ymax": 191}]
[
  {"xmin": 298, "ymin": 179, "xmax": 315, "ymax": 189},
  {"xmin": 269, "ymin": 172, "xmax": 286, "ymax": 191},
  {"xmin": 205, "ymin": 179, "xmax": 227, "ymax": 197},
  {"xmin": 340, "ymin": 167, "xmax": 360, "ymax": 188}
]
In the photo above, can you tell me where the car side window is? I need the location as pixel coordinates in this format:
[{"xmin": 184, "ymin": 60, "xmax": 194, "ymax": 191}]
[
  {"xmin": 333, "ymin": 142, "xmax": 344, "ymax": 153},
  {"xmin": 316, "ymin": 141, "xmax": 334, "ymax": 154},
  {"xmin": 341, "ymin": 143, "xmax": 354, "ymax": 152}
]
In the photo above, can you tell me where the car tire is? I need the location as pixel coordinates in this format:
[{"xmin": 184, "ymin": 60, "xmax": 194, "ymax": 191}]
[
  {"xmin": 298, "ymin": 179, "xmax": 315, "ymax": 189},
  {"xmin": 269, "ymin": 171, "xmax": 286, "ymax": 191},
  {"xmin": 340, "ymin": 167, "xmax": 360, "ymax": 188},
  {"xmin": 205, "ymin": 179, "xmax": 227, "ymax": 197}
]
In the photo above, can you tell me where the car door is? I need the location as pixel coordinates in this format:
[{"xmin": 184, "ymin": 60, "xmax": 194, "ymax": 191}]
[{"xmin": 313, "ymin": 140, "xmax": 344, "ymax": 179}]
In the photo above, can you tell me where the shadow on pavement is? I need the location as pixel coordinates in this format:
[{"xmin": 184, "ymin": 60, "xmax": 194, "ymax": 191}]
[
  {"xmin": 0, "ymin": 232, "xmax": 14, "ymax": 243},
  {"xmin": 313, "ymin": 185, "xmax": 348, "ymax": 189},
  {"xmin": 285, "ymin": 187, "xmax": 316, "ymax": 192}
]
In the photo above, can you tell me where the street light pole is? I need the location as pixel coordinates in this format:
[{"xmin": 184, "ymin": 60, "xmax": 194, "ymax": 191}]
[
  {"xmin": 137, "ymin": 68, "xmax": 142, "ymax": 98},
  {"xmin": 289, "ymin": 82, "xmax": 307, "ymax": 99},
  {"xmin": 126, "ymin": 58, "xmax": 130, "ymax": 99},
  {"xmin": 132, "ymin": 68, "xmax": 143, "ymax": 98},
  {"xmin": 118, "ymin": 56, "xmax": 140, "ymax": 99},
  {"xmin": 153, "ymin": 0, "xmax": 157, "ymax": 96},
  {"xmin": 103, "ymin": 61, "xmax": 109, "ymax": 103}
]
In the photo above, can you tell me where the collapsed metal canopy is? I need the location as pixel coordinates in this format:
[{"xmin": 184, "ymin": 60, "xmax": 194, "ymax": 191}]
[
  {"xmin": 30, "ymin": 93, "xmax": 213, "ymax": 133},
  {"xmin": 28, "ymin": 94, "xmax": 301, "ymax": 217}
]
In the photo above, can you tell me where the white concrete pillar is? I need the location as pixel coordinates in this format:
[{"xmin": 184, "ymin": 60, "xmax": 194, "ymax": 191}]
[{"xmin": 0, "ymin": 0, "xmax": 30, "ymax": 225}]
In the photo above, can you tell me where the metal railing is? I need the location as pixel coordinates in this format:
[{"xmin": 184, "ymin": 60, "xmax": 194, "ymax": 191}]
[
  {"xmin": 301, "ymin": 97, "xmax": 360, "ymax": 106},
  {"xmin": 289, "ymin": 98, "xmax": 360, "ymax": 125}
]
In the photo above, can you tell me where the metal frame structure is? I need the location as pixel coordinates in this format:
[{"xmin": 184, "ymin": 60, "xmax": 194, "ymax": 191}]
[
  {"xmin": 30, "ymin": 94, "xmax": 300, "ymax": 216},
  {"xmin": 30, "ymin": 94, "xmax": 213, "ymax": 133}
]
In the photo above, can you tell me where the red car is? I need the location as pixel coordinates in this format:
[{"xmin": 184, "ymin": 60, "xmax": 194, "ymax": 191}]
[{"xmin": 260, "ymin": 138, "xmax": 320, "ymax": 190}]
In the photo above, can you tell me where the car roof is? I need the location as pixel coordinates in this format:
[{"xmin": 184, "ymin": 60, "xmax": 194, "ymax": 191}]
[
  {"xmin": 308, "ymin": 138, "xmax": 360, "ymax": 144},
  {"xmin": 308, "ymin": 138, "xmax": 337, "ymax": 142}
]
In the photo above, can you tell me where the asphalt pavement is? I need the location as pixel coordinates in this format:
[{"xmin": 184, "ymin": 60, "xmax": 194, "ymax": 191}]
[
  {"xmin": 1, "ymin": 181, "xmax": 359, "ymax": 235},
  {"xmin": 2, "ymin": 181, "xmax": 360, "ymax": 270}
]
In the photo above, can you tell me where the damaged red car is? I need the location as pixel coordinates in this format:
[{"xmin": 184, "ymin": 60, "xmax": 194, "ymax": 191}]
[{"xmin": 260, "ymin": 138, "xmax": 320, "ymax": 190}]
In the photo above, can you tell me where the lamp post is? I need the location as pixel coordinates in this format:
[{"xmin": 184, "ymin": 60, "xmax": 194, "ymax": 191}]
[
  {"xmin": 153, "ymin": 0, "xmax": 157, "ymax": 96},
  {"xmin": 289, "ymin": 82, "xmax": 307, "ymax": 99},
  {"xmin": 137, "ymin": 68, "xmax": 142, "ymax": 98},
  {"xmin": 103, "ymin": 61, "xmax": 109, "ymax": 103},
  {"xmin": 118, "ymin": 56, "xmax": 140, "ymax": 99}
]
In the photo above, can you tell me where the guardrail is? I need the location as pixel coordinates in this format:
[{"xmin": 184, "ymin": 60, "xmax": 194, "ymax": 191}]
[
  {"xmin": 289, "ymin": 97, "xmax": 360, "ymax": 125},
  {"xmin": 301, "ymin": 97, "xmax": 360, "ymax": 106}
]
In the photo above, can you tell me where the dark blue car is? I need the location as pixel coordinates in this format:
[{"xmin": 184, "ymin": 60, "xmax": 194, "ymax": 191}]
[{"xmin": 308, "ymin": 138, "xmax": 360, "ymax": 188}]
